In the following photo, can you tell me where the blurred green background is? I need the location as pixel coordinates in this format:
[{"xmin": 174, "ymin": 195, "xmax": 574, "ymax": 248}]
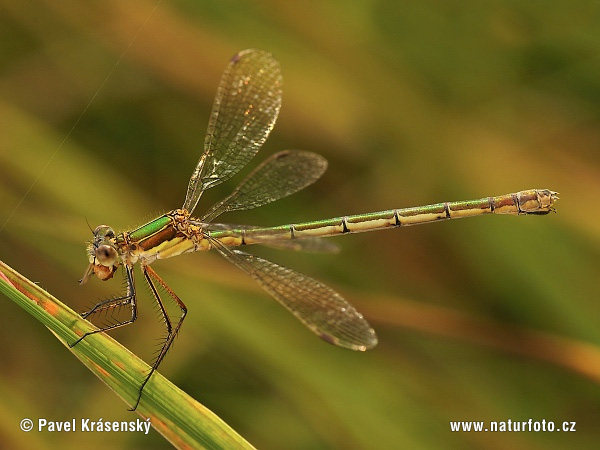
[{"xmin": 1, "ymin": 0, "xmax": 599, "ymax": 448}]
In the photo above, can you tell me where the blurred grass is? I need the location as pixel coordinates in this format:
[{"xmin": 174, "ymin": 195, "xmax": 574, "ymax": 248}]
[{"xmin": 1, "ymin": 0, "xmax": 600, "ymax": 449}]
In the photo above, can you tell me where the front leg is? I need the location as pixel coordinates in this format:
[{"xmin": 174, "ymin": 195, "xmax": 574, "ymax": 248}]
[{"xmin": 70, "ymin": 265, "xmax": 137, "ymax": 347}]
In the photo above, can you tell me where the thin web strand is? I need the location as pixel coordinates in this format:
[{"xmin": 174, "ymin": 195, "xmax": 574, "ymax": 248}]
[{"xmin": 0, "ymin": 0, "xmax": 163, "ymax": 233}]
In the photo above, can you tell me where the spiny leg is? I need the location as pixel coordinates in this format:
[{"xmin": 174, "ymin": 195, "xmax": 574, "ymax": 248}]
[
  {"xmin": 70, "ymin": 265, "xmax": 137, "ymax": 347},
  {"xmin": 130, "ymin": 264, "xmax": 187, "ymax": 411}
]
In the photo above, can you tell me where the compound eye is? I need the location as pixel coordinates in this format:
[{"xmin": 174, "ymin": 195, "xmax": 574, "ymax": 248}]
[
  {"xmin": 93, "ymin": 225, "xmax": 115, "ymax": 239},
  {"xmin": 95, "ymin": 244, "xmax": 117, "ymax": 266}
]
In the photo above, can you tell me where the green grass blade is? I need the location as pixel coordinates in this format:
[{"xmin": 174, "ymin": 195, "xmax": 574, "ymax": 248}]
[{"xmin": 0, "ymin": 260, "xmax": 255, "ymax": 450}]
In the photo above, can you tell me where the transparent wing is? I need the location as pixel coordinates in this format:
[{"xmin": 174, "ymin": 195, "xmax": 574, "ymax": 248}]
[
  {"xmin": 201, "ymin": 150, "xmax": 327, "ymax": 222},
  {"xmin": 210, "ymin": 240, "xmax": 378, "ymax": 350},
  {"xmin": 183, "ymin": 49, "xmax": 283, "ymax": 214},
  {"xmin": 201, "ymin": 223, "xmax": 341, "ymax": 253},
  {"xmin": 260, "ymin": 237, "xmax": 340, "ymax": 254}
]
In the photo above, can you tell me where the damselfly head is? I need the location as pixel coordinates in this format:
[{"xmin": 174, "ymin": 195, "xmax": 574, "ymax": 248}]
[
  {"xmin": 93, "ymin": 225, "xmax": 115, "ymax": 239},
  {"xmin": 80, "ymin": 225, "xmax": 119, "ymax": 284}
]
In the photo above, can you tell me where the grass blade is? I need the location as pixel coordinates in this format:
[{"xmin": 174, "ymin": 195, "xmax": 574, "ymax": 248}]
[{"xmin": 0, "ymin": 260, "xmax": 255, "ymax": 450}]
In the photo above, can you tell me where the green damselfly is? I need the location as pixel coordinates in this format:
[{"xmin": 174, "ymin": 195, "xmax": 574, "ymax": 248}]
[{"xmin": 74, "ymin": 49, "xmax": 558, "ymax": 410}]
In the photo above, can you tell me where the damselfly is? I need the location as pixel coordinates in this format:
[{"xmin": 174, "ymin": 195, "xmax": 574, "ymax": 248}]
[{"xmin": 74, "ymin": 49, "xmax": 558, "ymax": 410}]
